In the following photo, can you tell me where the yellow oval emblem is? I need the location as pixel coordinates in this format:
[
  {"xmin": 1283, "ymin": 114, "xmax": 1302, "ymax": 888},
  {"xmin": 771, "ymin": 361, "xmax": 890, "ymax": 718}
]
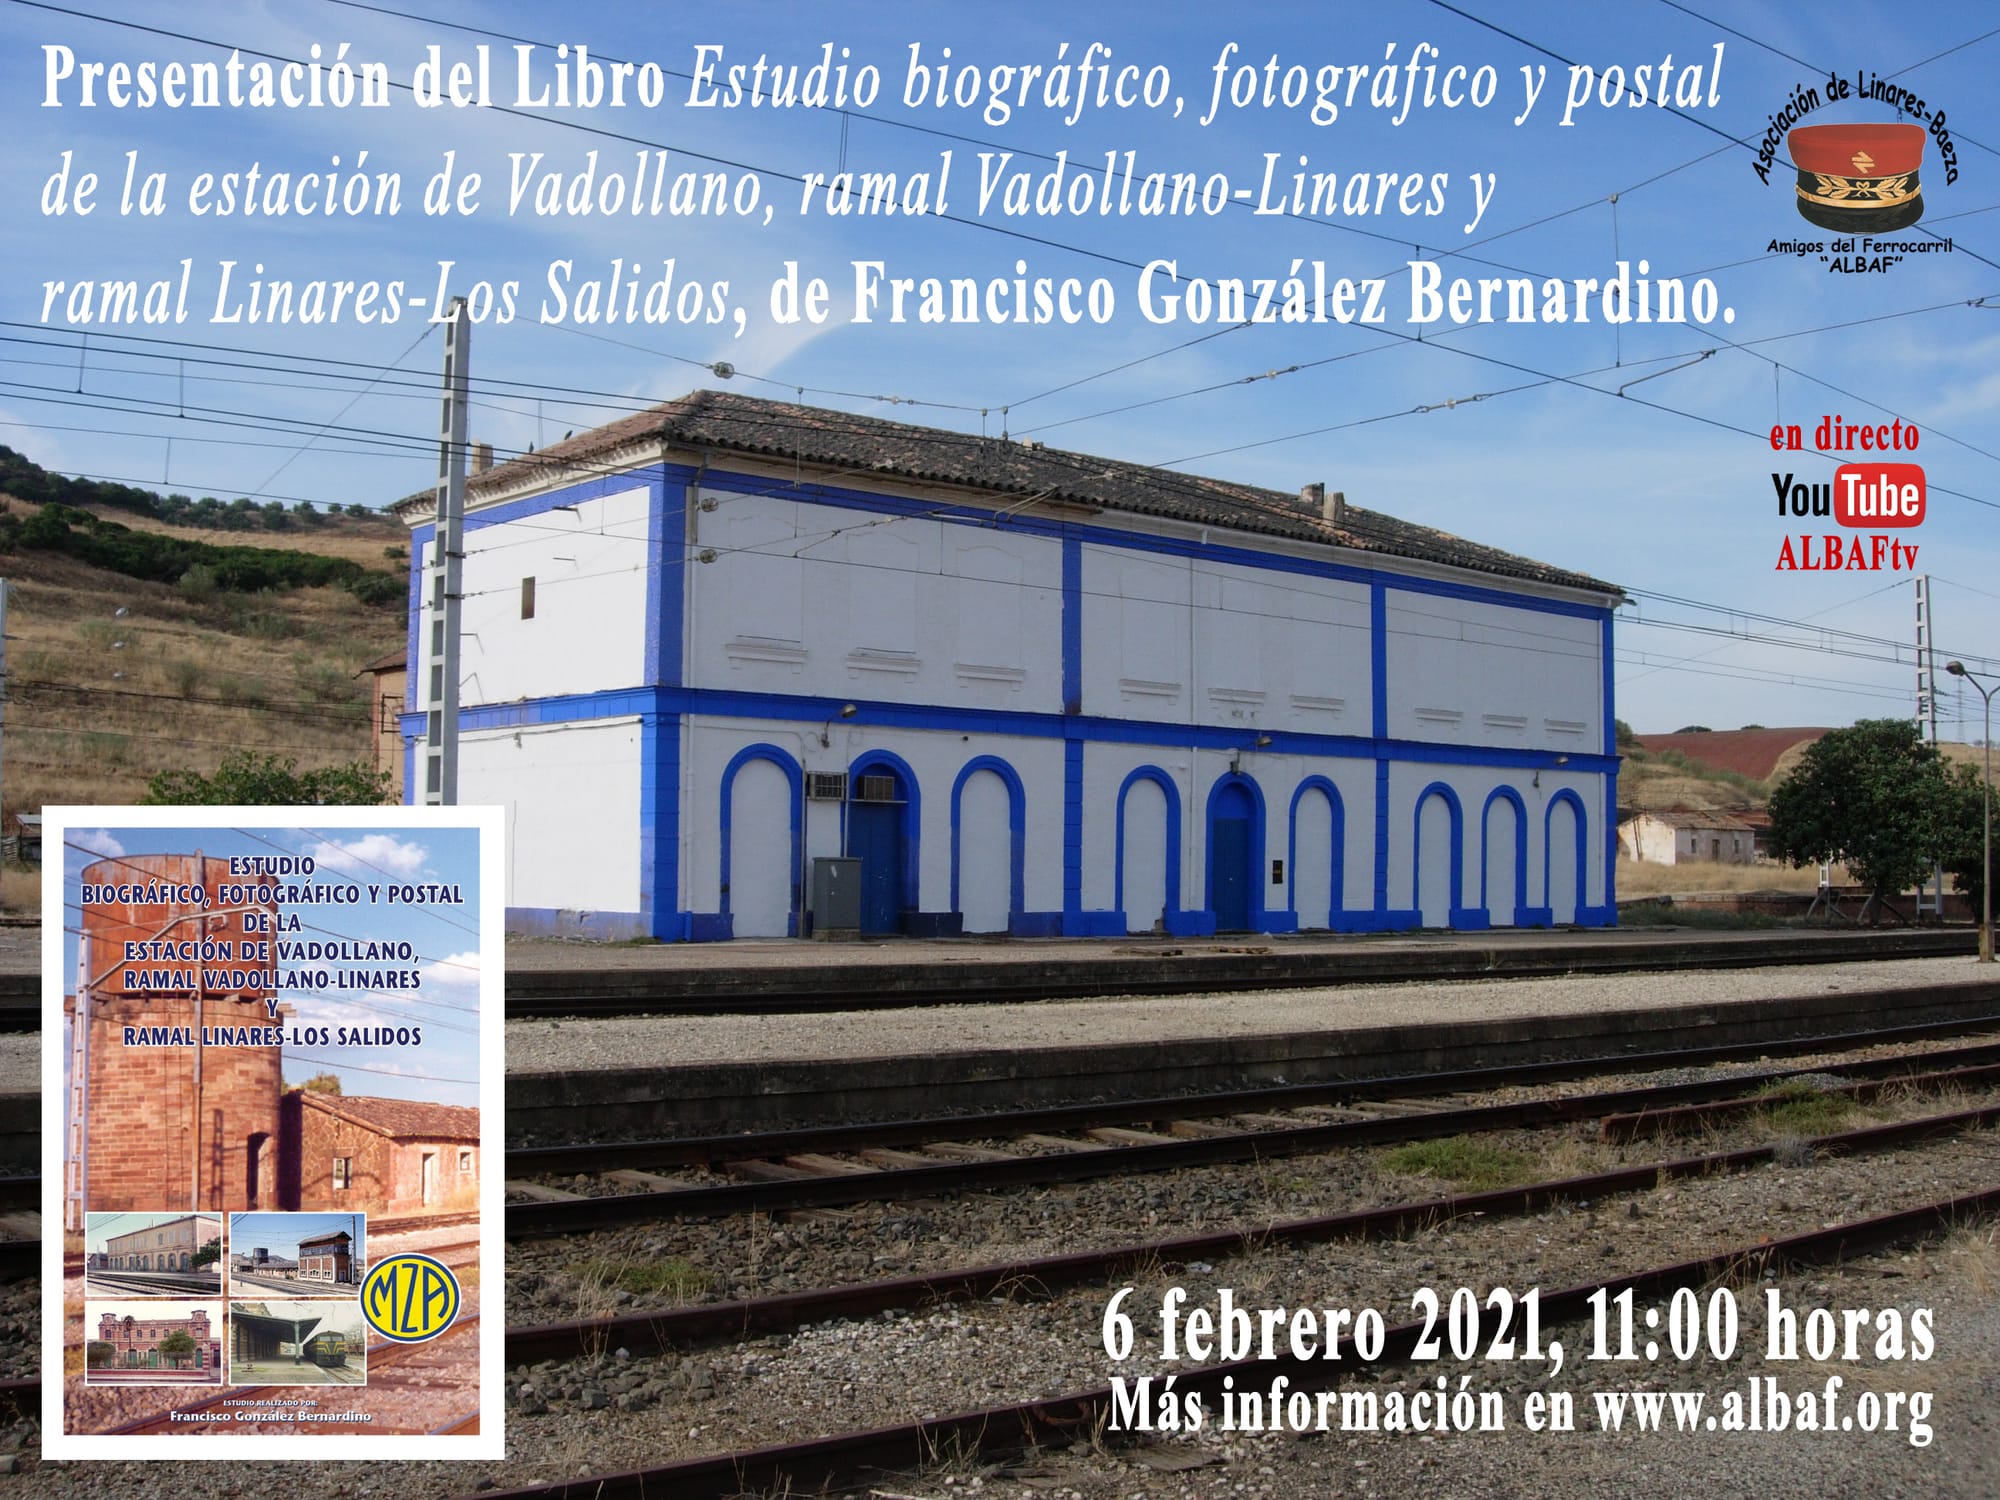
[{"xmin": 360, "ymin": 1252, "xmax": 460, "ymax": 1343}]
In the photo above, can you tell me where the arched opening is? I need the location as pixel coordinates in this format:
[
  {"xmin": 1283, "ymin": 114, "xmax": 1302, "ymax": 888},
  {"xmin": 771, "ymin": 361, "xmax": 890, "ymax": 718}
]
[
  {"xmin": 721, "ymin": 746, "xmax": 801, "ymax": 938},
  {"xmin": 1546, "ymin": 792, "xmax": 1587, "ymax": 924},
  {"xmin": 1117, "ymin": 769, "xmax": 1176, "ymax": 935},
  {"xmin": 952, "ymin": 759, "xmax": 1023, "ymax": 934},
  {"xmin": 1288, "ymin": 779, "xmax": 1344, "ymax": 930},
  {"xmin": 1413, "ymin": 785, "xmax": 1463, "ymax": 928},
  {"xmin": 1206, "ymin": 777, "xmax": 1258, "ymax": 933},
  {"xmin": 1482, "ymin": 789, "xmax": 1525, "ymax": 927},
  {"xmin": 246, "ymin": 1132, "xmax": 269, "ymax": 1210},
  {"xmin": 849, "ymin": 755, "xmax": 917, "ymax": 936}
]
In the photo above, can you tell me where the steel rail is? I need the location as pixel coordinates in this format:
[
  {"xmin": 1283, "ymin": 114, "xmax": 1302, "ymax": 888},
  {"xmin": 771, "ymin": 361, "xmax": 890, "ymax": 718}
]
[
  {"xmin": 503, "ymin": 1101, "xmax": 2000, "ymax": 1364},
  {"xmin": 462, "ymin": 1185, "xmax": 2000, "ymax": 1500},
  {"xmin": 508, "ymin": 1015, "xmax": 2000, "ymax": 1177},
  {"xmin": 505, "ymin": 1036, "xmax": 2000, "ymax": 1235}
]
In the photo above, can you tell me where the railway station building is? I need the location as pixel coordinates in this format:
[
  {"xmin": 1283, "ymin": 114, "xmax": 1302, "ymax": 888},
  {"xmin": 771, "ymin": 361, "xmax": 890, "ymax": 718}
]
[
  {"xmin": 94, "ymin": 1307, "xmax": 219, "ymax": 1371},
  {"xmin": 396, "ymin": 391, "xmax": 1622, "ymax": 941},
  {"xmin": 297, "ymin": 1228, "xmax": 356, "ymax": 1285},
  {"xmin": 101, "ymin": 1213, "xmax": 220, "ymax": 1273}
]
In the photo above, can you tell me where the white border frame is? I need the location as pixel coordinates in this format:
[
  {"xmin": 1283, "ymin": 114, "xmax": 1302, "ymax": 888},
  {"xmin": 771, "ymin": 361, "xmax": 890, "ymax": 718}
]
[{"xmin": 41, "ymin": 804, "xmax": 505, "ymax": 1460}]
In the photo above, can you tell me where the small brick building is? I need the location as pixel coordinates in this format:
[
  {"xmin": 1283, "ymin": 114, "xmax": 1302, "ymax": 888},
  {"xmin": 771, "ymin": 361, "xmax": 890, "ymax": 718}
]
[
  {"xmin": 297, "ymin": 1229, "xmax": 355, "ymax": 1285},
  {"xmin": 286, "ymin": 1093, "xmax": 479, "ymax": 1216},
  {"xmin": 95, "ymin": 1307, "xmax": 219, "ymax": 1371}
]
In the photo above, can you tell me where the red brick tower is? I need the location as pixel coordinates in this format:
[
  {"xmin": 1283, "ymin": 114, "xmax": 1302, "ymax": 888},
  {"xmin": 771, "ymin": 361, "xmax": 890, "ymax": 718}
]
[{"xmin": 70, "ymin": 854, "xmax": 285, "ymax": 1222}]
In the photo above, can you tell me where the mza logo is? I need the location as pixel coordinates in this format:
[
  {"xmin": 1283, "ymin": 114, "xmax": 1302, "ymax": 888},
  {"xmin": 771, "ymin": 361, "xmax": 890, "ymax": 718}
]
[
  {"xmin": 1770, "ymin": 416, "xmax": 1924, "ymax": 572},
  {"xmin": 361, "ymin": 1252, "xmax": 461, "ymax": 1343}
]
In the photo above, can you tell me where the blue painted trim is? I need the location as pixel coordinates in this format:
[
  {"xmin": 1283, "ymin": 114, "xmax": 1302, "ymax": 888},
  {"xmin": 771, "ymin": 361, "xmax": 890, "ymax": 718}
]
[
  {"xmin": 1372, "ymin": 759, "xmax": 1391, "ymax": 913},
  {"xmin": 401, "ymin": 738, "xmax": 415, "ymax": 807},
  {"xmin": 423, "ymin": 684, "xmax": 1619, "ymax": 775},
  {"xmin": 905, "ymin": 911, "xmax": 964, "ymax": 939},
  {"xmin": 1370, "ymin": 582, "xmax": 1388, "ymax": 741},
  {"xmin": 1203, "ymin": 772, "xmax": 1268, "ymax": 931},
  {"xmin": 1450, "ymin": 906, "xmax": 1491, "ymax": 930},
  {"xmin": 949, "ymin": 754, "xmax": 1027, "ymax": 923},
  {"xmin": 685, "ymin": 912, "xmax": 734, "ymax": 942},
  {"xmin": 1069, "ymin": 910, "xmax": 1128, "ymax": 937},
  {"xmin": 465, "ymin": 465, "xmax": 697, "ymax": 531},
  {"xmin": 1114, "ymin": 765, "xmax": 1182, "ymax": 929},
  {"xmin": 639, "ymin": 712, "xmax": 674, "ymax": 937},
  {"xmin": 1412, "ymin": 781, "xmax": 1466, "ymax": 923},
  {"xmin": 1544, "ymin": 788, "xmax": 1591, "ymax": 919},
  {"xmin": 1010, "ymin": 911, "xmax": 1064, "ymax": 938},
  {"xmin": 404, "ymin": 530, "xmax": 425, "ymax": 715},
  {"xmin": 850, "ymin": 747, "xmax": 924, "ymax": 917},
  {"xmin": 1061, "ymin": 732, "xmax": 1085, "ymax": 928},
  {"xmin": 1479, "ymin": 785, "xmax": 1529, "ymax": 925},
  {"xmin": 508, "ymin": 906, "xmax": 652, "ymax": 942},
  {"xmin": 1602, "ymin": 612, "xmax": 1619, "ymax": 921},
  {"xmin": 1285, "ymin": 776, "xmax": 1346, "ymax": 930},
  {"xmin": 1516, "ymin": 905, "xmax": 1554, "ymax": 929},
  {"xmin": 718, "ymin": 742, "xmax": 805, "ymax": 936},
  {"xmin": 1164, "ymin": 909, "xmax": 1218, "ymax": 938},
  {"xmin": 698, "ymin": 464, "xmax": 1612, "ymax": 620},
  {"xmin": 1060, "ymin": 534, "xmax": 1082, "ymax": 714}
]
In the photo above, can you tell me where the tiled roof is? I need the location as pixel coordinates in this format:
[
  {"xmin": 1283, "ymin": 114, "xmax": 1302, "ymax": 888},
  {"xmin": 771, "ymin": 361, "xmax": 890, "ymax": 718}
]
[
  {"xmin": 1622, "ymin": 809, "xmax": 1760, "ymax": 831},
  {"xmin": 301, "ymin": 1092, "xmax": 478, "ymax": 1141},
  {"xmin": 423, "ymin": 389, "xmax": 1618, "ymax": 597}
]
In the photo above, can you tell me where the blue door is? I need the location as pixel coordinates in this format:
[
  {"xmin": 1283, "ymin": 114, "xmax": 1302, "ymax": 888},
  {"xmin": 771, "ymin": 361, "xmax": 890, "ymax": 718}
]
[
  {"xmin": 850, "ymin": 801, "xmax": 905, "ymax": 935},
  {"xmin": 1209, "ymin": 782, "xmax": 1254, "ymax": 932}
]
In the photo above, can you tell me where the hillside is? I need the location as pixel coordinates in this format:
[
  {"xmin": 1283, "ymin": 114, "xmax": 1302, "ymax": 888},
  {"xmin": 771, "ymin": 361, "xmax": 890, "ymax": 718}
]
[{"xmin": 0, "ymin": 462, "xmax": 408, "ymax": 817}]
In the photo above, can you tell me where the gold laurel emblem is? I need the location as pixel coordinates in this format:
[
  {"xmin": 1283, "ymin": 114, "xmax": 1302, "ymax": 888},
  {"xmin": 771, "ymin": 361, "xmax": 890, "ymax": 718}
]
[{"xmin": 1798, "ymin": 171, "xmax": 1918, "ymax": 208}]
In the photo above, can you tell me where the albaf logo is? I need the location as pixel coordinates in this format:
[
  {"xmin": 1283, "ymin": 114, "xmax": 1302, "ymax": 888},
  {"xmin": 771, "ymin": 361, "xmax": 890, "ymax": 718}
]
[
  {"xmin": 1791, "ymin": 122, "xmax": 1926, "ymax": 231},
  {"xmin": 362, "ymin": 1252, "xmax": 460, "ymax": 1343}
]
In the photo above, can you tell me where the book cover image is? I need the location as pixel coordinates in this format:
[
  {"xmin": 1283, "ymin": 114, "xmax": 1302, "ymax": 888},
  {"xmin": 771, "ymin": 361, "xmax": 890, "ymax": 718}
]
[{"xmin": 40, "ymin": 807, "xmax": 504, "ymax": 1459}]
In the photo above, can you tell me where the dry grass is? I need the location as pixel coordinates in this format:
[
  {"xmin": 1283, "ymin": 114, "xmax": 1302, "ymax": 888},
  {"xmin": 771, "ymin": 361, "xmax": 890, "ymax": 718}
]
[
  {"xmin": 1614, "ymin": 858, "xmax": 1830, "ymax": 897},
  {"xmin": 2, "ymin": 546, "xmax": 400, "ymax": 811},
  {"xmin": 37, "ymin": 495, "xmax": 403, "ymax": 567}
]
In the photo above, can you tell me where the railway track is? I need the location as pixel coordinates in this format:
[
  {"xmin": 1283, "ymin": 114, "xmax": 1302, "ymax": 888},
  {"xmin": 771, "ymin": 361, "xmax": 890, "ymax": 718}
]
[
  {"xmin": 464, "ymin": 1185, "xmax": 2000, "ymax": 1500},
  {"xmin": 502, "ymin": 1020, "xmax": 2000, "ymax": 1233},
  {"xmin": 4, "ymin": 1017, "xmax": 1997, "ymax": 1282},
  {"xmin": 500, "ymin": 1097, "xmax": 2000, "ymax": 1366}
]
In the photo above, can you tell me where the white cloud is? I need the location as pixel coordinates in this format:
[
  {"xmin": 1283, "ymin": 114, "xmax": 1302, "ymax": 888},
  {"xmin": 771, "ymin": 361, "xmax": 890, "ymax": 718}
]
[
  {"xmin": 420, "ymin": 951, "xmax": 481, "ymax": 987},
  {"xmin": 307, "ymin": 833, "xmax": 427, "ymax": 877},
  {"xmin": 71, "ymin": 829, "xmax": 126, "ymax": 859}
]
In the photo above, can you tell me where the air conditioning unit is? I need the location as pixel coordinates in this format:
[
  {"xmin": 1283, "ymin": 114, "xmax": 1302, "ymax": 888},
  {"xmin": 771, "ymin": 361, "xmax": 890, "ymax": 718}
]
[
  {"xmin": 807, "ymin": 772, "xmax": 848, "ymax": 802},
  {"xmin": 854, "ymin": 775, "xmax": 899, "ymax": 803}
]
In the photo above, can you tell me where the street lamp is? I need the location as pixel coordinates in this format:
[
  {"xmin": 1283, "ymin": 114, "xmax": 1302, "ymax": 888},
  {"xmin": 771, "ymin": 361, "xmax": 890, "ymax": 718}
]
[{"xmin": 1945, "ymin": 661, "xmax": 1994, "ymax": 963}]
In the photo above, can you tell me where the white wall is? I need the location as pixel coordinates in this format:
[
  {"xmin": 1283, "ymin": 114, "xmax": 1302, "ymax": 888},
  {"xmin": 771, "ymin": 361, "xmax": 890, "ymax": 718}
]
[
  {"xmin": 1383, "ymin": 590, "xmax": 1602, "ymax": 754},
  {"xmin": 684, "ymin": 489, "xmax": 1064, "ymax": 714},
  {"xmin": 442, "ymin": 486, "xmax": 652, "ymax": 705},
  {"xmin": 1079, "ymin": 547, "xmax": 1374, "ymax": 734},
  {"xmin": 679, "ymin": 716, "xmax": 1064, "ymax": 919},
  {"xmin": 462, "ymin": 719, "xmax": 643, "ymax": 912}
]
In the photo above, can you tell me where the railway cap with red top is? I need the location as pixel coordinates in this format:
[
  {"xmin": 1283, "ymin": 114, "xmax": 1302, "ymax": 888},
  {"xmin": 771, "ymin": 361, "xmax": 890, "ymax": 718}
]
[{"xmin": 1788, "ymin": 121, "xmax": 1926, "ymax": 230}]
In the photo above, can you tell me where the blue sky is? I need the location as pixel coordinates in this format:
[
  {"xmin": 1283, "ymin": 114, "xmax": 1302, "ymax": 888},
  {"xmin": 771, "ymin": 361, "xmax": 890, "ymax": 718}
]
[
  {"xmin": 61, "ymin": 824, "xmax": 482, "ymax": 1105},
  {"xmin": 228, "ymin": 1210, "xmax": 364, "ymax": 1262},
  {"xmin": 3, "ymin": 1, "xmax": 1996, "ymax": 735}
]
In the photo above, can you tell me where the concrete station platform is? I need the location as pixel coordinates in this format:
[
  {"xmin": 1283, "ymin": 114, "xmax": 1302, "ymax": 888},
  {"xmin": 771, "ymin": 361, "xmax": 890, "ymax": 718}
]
[
  {"xmin": 504, "ymin": 950, "xmax": 2000, "ymax": 1142},
  {"xmin": 504, "ymin": 925, "xmax": 1976, "ymax": 1013}
]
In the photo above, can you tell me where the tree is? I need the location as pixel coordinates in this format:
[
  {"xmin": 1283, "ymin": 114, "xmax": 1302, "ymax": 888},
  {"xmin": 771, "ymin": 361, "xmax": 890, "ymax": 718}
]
[
  {"xmin": 193, "ymin": 1237, "xmax": 222, "ymax": 1270},
  {"xmin": 143, "ymin": 750, "xmax": 390, "ymax": 806},
  {"xmin": 301, "ymin": 1071, "xmax": 343, "ymax": 1095},
  {"xmin": 1766, "ymin": 719, "xmax": 1961, "ymax": 911},
  {"xmin": 1613, "ymin": 718, "xmax": 1640, "ymax": 750},
  {"xmin": 86, "ymin": 1341, "xmax": 114, "ymax": 1369},
  {"xmin": 1940, "ymin": 762, "xmax": 1993, "ymax": 912},
  {"xmin": 156, "ymin": 1330, "xmax": 196, "ymax": 1366}
]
